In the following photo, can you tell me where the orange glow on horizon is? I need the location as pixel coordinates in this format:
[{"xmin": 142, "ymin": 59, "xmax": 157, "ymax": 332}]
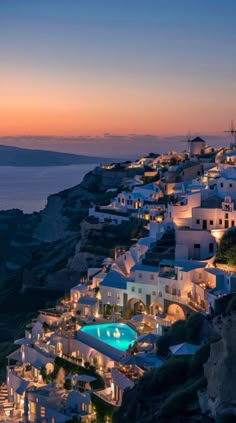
[{"xmin": 0, "ymin": 68, "xmax": 234, "ymax": 137}]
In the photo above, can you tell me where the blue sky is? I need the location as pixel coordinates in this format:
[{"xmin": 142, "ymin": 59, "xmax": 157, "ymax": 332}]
[{"xmin": 0, "ymin": 0, "xmax": 235, "ymax": 152}]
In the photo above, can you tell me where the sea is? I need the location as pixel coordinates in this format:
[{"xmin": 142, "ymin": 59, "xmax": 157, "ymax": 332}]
[{"xmin": 0, "ymin": 164, "xmax": 99, "ymax": 213}]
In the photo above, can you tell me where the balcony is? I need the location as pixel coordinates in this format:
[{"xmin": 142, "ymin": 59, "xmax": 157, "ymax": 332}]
[
  {"xmin": 7, "ymin": 365, "xmax": 45, "ymax": 387},
  {"xmin": 159, "ymin": 271, "xmax": 177, "ymax": 280}
]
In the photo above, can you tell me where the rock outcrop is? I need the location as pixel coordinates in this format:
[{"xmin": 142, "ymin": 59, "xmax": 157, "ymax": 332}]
[
  {"xmin": 204, "ymin": 313, "xmax": 236, "ymax": 420},
  {"xmin": 33, "ymin": 195, "xmax": 68, "ymax": 242}
]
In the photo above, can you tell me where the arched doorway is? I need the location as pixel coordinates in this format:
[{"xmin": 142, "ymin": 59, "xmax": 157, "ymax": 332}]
[
  {"xmin": 89, "ymin": 350, "xmax": 103, "ymax": 367},
  {"xmin": 127, "ymin": 298, "xmax": 146, "ymax": 317},
  {"xmin": 45, "ymin": 362, "xmax": 54, "ymax": 375},
  {"xmin": 150, "ymin": 301, "xmax": 163, "ymax": 316},
  {"xmin": 167, "ymin": 303, "xmax": 185, "ymax": 320}
]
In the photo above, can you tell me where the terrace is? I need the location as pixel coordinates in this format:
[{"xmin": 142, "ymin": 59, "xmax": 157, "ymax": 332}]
[{"xmin": 116, "ymin": 364, "xmax": 144, "ymax": 382}]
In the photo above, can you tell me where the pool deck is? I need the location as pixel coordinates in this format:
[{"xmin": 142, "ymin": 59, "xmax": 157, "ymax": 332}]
[{"xmin": 76, "ymin": 330, "xmax": 124, "ymax": 362}]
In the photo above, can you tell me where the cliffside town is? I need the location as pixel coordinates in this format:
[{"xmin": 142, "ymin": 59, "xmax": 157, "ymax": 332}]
[{"xmin": 1, "ymin": 136, "xmax": 236, "ymax": 422}]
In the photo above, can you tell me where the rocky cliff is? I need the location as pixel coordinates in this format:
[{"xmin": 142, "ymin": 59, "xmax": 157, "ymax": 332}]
[
  {"xmin": 204, "ymin": 313, "xmax": 236, "ymax": 420},
  {"xmin": 0, "ymin": 167, "xmax": 116, "ymax": 379},
  {"xmin": 113, "ymin": 311, "xmax": 236, "ymax": 423}
]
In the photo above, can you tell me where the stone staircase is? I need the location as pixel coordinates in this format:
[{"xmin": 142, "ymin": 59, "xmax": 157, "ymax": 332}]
[{"xmin": 0, "ymin": 383, "xmax": 14, "ymax": 418}]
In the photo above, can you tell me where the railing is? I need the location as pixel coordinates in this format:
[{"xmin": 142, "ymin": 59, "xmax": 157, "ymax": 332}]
[
  {"xmin": 93, "ymin": 390, "xmax": 120, "ymax": 407},
  {"xmin": 94, "ymin": 206, "xmax": 129, "ymax": 217},
  {"xmin": 187, "ymin": 300, "xmax": 207, "ymax": 312}
]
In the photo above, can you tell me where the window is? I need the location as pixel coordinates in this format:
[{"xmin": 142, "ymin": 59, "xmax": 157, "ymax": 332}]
[
  {"xmin": 219, "ymin": 219, "xmax": 222, "ymax": 224},
  {"xmin": 194, "ymin": 243, "xmax": 200, "ymax": 248},
  {"xmin": 116, "ymin": 293, "xmax": 121, "ymax": 300},
  {"xmin": 150, "ymin": 274, "xmax": 154, "ymax": 280},
  {"xmin": 107, "ymin": 291, "xmax": 112, "ymax": 297},
  {"xmin": 196, "ymin": 219, "xmax": 200, "ymax": 224},
  {"xmin": 229, "ymin": 183, "xmax": 232, "ymax": 188},
  {"xmin": 172, "ymin": 288, "xmax": 177, "ymax": 296},
  {"xmin": 40, "ymin": 407, "xmax": 45, "ymax": 418},
  {"xmin": 232, "ymin": 221, "xmax": 235, "ymax": 227},
  {"xmin": 159, "ymin": 291, "xmax": 162, "ymax": 297},
  {"xmin": 131, "ymin": 286, "xmax": 135, "ymax": 292},
  {"xmin": 152, "ymin": 291, "xmax": 156, "ymax": 296},
  {"xmin": 209, "ymin": 243, "xmax": 214, "ymax": 253},
  {"xmin": 210, "ymin": 220, "xmax": 213, "ymax": 225},
  {"xmin": 225, "ymin": 213, "xmax": 229, "ymax": 219},
  {"xmin": 138, "ymin": 288, "xmax": 142, "ymax": 294},
  {"xmin": 165, "ymin": 286, "xmax": 170, "ymax": 293},
  {"xmin": 139, "ymin": 273, "xmax": 142, "ymax": 278},
  {"xmin": 220, "ymin": 182, "xmax": 223, "ymax": 188},
  {"xmin": 29, "ymin": 402, "xmax": 36, "ymax": 415},
  {"xmin": 177, "ymin": 289, "xmax": 181, "ymax": 297}
]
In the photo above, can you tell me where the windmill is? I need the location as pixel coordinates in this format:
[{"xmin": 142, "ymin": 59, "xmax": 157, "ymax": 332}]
[
  {"xmin": 225, "ymin": 120, "xmax": 236, "ymax": 148},
  {"xmin": 179, "ymin": 132, "xmax": 192, "ymax": 156}
]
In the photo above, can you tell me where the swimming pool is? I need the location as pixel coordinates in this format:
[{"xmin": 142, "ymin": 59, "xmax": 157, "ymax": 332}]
[{"xmin": 80, "ymin": 323, "xmax": 137, "ymax": 351}]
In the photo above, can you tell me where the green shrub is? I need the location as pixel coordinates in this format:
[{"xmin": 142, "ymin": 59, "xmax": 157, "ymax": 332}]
[
  {"xmin": 216, "ymin": 229, "xmax": 236, "ymax": 265},
  {"xmin": 169, "ymin": 319, "xmax": 187, "ymax": 344},
  {"xmin": 160, "ymin": 376, "xmax": 206, "ymax": 417},
  {"xmin": 188, "ymin": 343, "xmax": 211, "ymax": 378},
  {"xmin": 144, "ymin": 356, "xmax": 191, "ymax": 395},
  {"xmin": 53, "ymin": 357, "xmax": 105, "ymax": 390},
  {"xmin": 92, "ymin": 393, "xmax": 115, "ymax": 422},
  {"xmin": 64, "ymin": 378, "xmax": 72, "ymax": 390},
  {"xmin": 185, "ymin": 313, "xmax": 205, "ymax": 344},
  {"xmin": 226, "ymin": 294, "xmax": 236, "ymax": 313},
  {"xmin": 65, "ymin": 418, "xmax": 81, "ymax": 423},
  {"xmin": 156, "ymin": 335, "xmax": 170, "ymax": 356},
  {"xmin": 156, "ymin": 313, "xmax": 204, "ymax": 356}
]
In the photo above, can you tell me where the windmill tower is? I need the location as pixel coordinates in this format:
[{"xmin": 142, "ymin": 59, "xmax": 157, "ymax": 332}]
[
  {"xmin": 179, "ymin": 132, "xmax": 191, "ymax": 159},
  {"xmin": 186, "ymin": 133, "xmax": 205, "ymax": 157},
  {"xmin": 225, "ymin": 120, "xmax": 236, "ymax": 149}
]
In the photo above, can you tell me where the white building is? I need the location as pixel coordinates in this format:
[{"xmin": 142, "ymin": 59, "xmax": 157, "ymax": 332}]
[
  {"xmin": 168, "ymin": 191, "xmax": 201, "ymax": 228},
  {"xmin": 192, "ymin": 196, "xmax": 236, "ymax": 240}
]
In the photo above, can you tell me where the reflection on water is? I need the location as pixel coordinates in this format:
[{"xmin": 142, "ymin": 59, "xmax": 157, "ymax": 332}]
[{"xmin": 81, "ymin": 323, "xmax": 136, "ymax": 351}]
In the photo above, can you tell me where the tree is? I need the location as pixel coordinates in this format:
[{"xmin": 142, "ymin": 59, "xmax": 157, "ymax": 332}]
[
  {"xmin": 216, "ymin": 229, "xmax": 236, "ymax": 265},
  {"xmin": 65, "ymin": 418, "xmax": 81, "ymax": 423},
  {"xmin": 226, "ymin": 294, "xmax": 236, "ymax": 314}
]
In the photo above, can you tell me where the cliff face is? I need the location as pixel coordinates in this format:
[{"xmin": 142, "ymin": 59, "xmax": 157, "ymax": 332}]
[
  {"xmin": 0, "ymin": 171, "xmax": 105, "ymax": 290},
  {"xmin": 33, "ymin": 182, "xmax": 96, "ymax": 242},
  {"xmin": 0, "ymin": 168, "xmax": 114, "ymax": 378},
  {"xmin": 33, "ymin": 195, "xmax": 68, "ymax": 242},
  {"xmin": 204, "ymin": 314, "xmax": 236, "ymax": 419}
]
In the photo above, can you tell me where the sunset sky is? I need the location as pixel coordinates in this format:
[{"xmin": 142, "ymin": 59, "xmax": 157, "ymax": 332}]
[{"xmin": 1, "ymin": 0, "xmax": 236, "ymax": 143}]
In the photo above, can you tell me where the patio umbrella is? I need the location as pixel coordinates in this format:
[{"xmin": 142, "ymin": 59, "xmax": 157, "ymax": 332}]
[
  {"xmin": 65, "ymin": 374, "xmax": 74, "ymax": 380},
  {"xmin": 102, "ymin": 258, "xmax": 114, "ymax": 265},
  {"xmin": 75, "ymin": 375, "xmax": 96, "ymax": 383},
  {"xmin": 169, "ymin": 342, "xmax": 200, "ymax": 356},
  {"xmin": 120, "ymin": 355, "xmax": 146, "ymax": 367},
  {"xmin": 14, "ymin": 338, "xmax": 32, "ymax": 345},
  {"xmin": 131, "ymin": 314, "xmax": 145, "ymax": 322},
  {"xmin": 137, "ymin": 333, "xmax": 159, "ymax": 344}
]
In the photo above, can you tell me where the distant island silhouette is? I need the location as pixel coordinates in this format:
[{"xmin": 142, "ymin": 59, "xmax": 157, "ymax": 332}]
[{"xmin": 0, "ymin": 144, "xmax": 114, "ymax": 166}]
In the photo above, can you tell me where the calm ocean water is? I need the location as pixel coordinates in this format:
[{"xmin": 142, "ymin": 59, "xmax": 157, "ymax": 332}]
[{"xmin": 0, "ymin": 164, "xmax": 98, "ymax": 213}]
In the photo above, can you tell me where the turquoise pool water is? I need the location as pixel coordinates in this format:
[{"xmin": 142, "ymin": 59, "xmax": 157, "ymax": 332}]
[{"xmin": 80, "ymin": 323, "xmax": 137, "ymax": 351}]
